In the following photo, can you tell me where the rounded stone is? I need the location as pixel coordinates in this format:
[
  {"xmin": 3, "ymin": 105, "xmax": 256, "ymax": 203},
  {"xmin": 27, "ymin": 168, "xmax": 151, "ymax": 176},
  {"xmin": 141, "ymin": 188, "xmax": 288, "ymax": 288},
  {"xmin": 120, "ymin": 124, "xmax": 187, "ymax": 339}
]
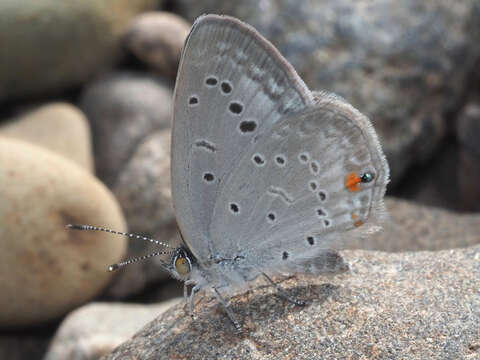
[
  {"xmin": 114, "ymin": 129, "xmax": 173, "ymax": 234},
  {"xmin": 0, "ymin": 137, "xmax": 127, "ymax": 328},
  {"xmin": 124, "ymin": 12, "xmax": 191, "ymax": 77},
  {"xmin": 79, "ymin": 72, "xmax": 172, "ymax": 185},
  {"xmin": 106, "ymin": 129, "xmax": 176, "ymax": 298},
  {"xmin": 0, "ymin": 102, "xmax": 93, "ymax": 172},
  {"xmin": 0, "ymin": 0, "xmax": 159, "ymax": 101},
  {"xmin": 44, "ymin": 300, "xmax": 181, "ymax": 360}
]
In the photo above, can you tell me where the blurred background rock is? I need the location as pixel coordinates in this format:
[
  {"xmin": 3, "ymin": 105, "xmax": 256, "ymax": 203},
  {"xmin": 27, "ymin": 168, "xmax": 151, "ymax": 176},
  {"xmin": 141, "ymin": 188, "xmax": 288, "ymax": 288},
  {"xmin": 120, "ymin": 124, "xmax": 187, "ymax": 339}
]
[{"xmin": 0, "ymin": 0, "xmax": 478, "ymax": 359}]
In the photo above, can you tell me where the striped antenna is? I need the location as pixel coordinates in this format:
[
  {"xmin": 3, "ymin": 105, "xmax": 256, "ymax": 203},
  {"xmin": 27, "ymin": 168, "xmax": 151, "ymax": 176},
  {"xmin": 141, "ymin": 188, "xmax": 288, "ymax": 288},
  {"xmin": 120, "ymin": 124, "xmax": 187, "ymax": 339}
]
[
  {"xmin": 108, "ymin": 250, "xmax": 174, "ymax": 271},
  {"xmin": 66, "ymin": 224, "xmax": 172, "ymax": 248}
]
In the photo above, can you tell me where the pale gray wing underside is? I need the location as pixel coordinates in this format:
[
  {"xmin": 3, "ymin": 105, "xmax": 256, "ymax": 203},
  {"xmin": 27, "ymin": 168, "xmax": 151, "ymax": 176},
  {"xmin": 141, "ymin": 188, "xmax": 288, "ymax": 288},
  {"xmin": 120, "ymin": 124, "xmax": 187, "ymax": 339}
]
[
  {"xmin": 209, "ymin": 95, "xmax": 389, "ymax": 275},
  {"xmin": 171, "ymin": 15, "xmax": 314, "ymax": 262}
]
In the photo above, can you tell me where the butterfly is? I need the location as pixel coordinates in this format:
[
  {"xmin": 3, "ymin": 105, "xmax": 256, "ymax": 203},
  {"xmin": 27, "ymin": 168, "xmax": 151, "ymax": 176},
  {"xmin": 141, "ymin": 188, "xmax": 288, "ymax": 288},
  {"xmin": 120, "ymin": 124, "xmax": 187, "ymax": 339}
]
[{"xmin": 69, "ymin": 14, "xmax": 389, "ymax": 332}]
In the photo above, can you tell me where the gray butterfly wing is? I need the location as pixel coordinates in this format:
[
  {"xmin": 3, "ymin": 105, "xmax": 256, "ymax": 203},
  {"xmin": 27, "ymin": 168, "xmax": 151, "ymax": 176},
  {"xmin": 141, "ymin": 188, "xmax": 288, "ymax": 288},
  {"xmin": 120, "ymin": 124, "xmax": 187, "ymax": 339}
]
[
  {"xmin": 171, "ymin": 15, "xmax": 314, "ymax": 262},
  {"xmin": 209, "ymin": 94, "xmax": 389, "ymax": 275}
]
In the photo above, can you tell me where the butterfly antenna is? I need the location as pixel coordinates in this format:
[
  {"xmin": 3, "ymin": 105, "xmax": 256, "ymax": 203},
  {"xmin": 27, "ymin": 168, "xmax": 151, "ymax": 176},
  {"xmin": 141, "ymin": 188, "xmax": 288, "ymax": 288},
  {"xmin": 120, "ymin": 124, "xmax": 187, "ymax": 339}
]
[
  {"xmin": 66, "ymin": 224, "xmax": 172, "ymax": 248},
  {"xmin": 108, "ymin": 251, "xmax": 174, "ymax": 272}
]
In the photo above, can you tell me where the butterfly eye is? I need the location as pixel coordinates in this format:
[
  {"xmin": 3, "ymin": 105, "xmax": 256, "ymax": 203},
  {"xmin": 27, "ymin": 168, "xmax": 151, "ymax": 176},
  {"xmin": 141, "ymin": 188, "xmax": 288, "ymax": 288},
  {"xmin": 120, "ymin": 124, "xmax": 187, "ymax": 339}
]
[
  {"xmin": 361, "ymin": 172, "xmax": 374, "ymax": 183},
  {"xmin": 175, "ymin": 256, "xmax": 191, "ymax": 276}
]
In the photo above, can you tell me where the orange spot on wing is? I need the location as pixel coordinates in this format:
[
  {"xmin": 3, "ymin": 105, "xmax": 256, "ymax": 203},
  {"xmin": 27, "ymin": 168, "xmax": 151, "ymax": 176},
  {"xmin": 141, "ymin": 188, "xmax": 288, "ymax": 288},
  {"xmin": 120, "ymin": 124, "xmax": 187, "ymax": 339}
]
[
  {"xmin": 351, "ymin": 213, "xmax": 359, "ymax": 220},
  {"xmin": 346, "ymin": 172, "xmax": 362, "ymax": 192},
  {"xmin": 354, "ymin": 220, "xmax": 364, "ymax": 227}
]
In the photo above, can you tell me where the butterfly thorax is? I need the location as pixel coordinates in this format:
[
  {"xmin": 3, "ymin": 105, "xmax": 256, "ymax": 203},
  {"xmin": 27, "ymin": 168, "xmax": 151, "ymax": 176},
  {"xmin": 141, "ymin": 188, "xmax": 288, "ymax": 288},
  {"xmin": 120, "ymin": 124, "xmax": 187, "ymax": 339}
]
[{"xmin": 178, "ymin": 249, "xmax": 263, "ymax": 293}]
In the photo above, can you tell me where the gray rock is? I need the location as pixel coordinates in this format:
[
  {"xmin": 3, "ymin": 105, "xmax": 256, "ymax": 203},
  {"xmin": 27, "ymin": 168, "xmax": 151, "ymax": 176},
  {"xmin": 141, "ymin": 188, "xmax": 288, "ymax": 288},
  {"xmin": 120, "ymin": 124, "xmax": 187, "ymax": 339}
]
[
  {"xmin": 388, "ymin": 142, "xmax": 463, "ymax": 212},
  {"xmin": 457, "ymin": 103, "xmax": 480, "ymax": 211},
  {"xmin": 0, "ymin": 332, "xmax": 51, "ymax": 360},
  {"xmin": 80, "ymin": 72, "xmax": 173, "ymax": 185},
  {"xmin": 44, "ymin": 300, "xmax": 181, "ymax": 360},
  {"xmin": 124, "ymin": 12, "xmax": 191, "ymax": 77},
  {"xmin": 103, "ymin": 244, "xmax": 480, "ymax": 359},
  {"xmin": 457, "ymin": 103, "xmax": 480, "ymax": 156},
  {"xmin": 113, "ymin": 129, "xmax": 173, "ymax": 235},
  {"xmin": 0, "ymin": 0, "xmax": 158, "ymax": 102},
  {"xmin": 105, "ymin": 129, "xmax": 177, "ymax": 298},
  {"xmin": 347, "ymin": 197, "xmax": 480, "ymax": 252},
  {"xmin": 399, "ymin": 101, "xmax": 480, "ymax": 212},
  {"xmin": 175, "ymin": 0, "xmax": 480, "ymax": 185}
]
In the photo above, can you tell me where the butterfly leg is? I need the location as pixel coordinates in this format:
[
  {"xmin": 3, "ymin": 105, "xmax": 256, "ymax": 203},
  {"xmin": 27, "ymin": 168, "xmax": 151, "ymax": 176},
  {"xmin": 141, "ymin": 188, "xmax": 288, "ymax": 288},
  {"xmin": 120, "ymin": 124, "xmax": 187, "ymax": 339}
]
[
  {"xmin": 189, "ymin": 284, "xmax": 200, "ymax": 319},
  {"xmin": 262, "ymin": 272, "xmax": 306, "ymax": 306},
  {"xmin": 213, "ymin": 287, "xmax": 242, "ymax": 333},
  {"xmin": 183, "ymin": 280, "xmax": 195, "ymax": 317}
]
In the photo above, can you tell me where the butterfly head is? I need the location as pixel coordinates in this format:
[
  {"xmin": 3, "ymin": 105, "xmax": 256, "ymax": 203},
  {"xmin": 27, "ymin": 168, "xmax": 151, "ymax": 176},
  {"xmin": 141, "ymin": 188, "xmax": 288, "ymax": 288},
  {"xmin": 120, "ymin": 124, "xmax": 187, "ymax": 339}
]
[
  {"xmin": 66, "ymin": 224, "xmax": 199, "ymax": 283},
  {"xmin": 171, "ymin": 247, "xmax": 194, "ymax": 280}
]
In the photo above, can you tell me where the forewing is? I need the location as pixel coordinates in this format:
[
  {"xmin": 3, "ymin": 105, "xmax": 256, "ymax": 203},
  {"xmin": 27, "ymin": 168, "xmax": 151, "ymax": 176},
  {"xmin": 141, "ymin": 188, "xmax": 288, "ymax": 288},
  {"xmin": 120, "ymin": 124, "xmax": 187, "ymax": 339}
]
[
  {"xmin": 209, "ymin": 94, "xmax": 389, "ymax": 275},
  {"xmin": 171, "ymin": 15, "xmax": 314, "ymax": 262}
]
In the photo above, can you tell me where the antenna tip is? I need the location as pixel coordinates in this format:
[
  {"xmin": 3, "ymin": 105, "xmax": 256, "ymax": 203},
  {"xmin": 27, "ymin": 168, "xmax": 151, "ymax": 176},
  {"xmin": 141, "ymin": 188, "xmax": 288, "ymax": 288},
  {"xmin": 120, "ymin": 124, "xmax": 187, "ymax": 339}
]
[
  {"xmin": 66, "ymin": 224, "xmax": 87, "ymax": 230},
  {"xmin": 108, "ymin": 264, "xmax": 119, "ymax": 272}
]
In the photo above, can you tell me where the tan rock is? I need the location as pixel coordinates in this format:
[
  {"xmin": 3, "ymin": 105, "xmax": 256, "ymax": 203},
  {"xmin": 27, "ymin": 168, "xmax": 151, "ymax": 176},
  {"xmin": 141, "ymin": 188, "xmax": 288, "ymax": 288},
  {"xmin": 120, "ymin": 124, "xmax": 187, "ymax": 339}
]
[
  {"xmin": 124, "ymin": 12, "xmax": 190, "ymax": 77},
  {"xmin": 0, "ymin": 103, "xmax": 93, "ymax": 172},
  {"xmin": 0, "ymin": 137, "xmax": 127, "ymax": 328}
]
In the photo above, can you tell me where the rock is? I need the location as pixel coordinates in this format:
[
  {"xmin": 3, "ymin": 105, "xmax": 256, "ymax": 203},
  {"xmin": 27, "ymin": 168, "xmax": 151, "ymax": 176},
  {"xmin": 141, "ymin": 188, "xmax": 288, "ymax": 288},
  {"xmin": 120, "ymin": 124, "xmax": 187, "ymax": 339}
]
[
  {"xmin": 114, "ymin": 129, "xmax": 173, "ymax": 235},
  {"xmin": 174, "ymin": 0, "xmax": 480, "ymax": 185},
  {"xmin": 103, "ymin": 244, "xmax": 480, "ymax": 359},
  {"xmin": 0, "ymin": 137, "xmax": 127, "ymax": 328},
  {"xmin": 124, "ymin": 12, "xmax": 191, "ymax": 77},
  {"xmin": 106, "ymin": 129, "xmax": 176, "ymax": 298},
  {"xmin": 346, "ymin": 197, "xmax": 480, "ymax": 252},
  {"xmin": 0, "ymin": 103, "xmax": 93, "ymax": 172},
  {"xmin": 44, "ymin": 299, "xmax": 181, "ymax": 360},
  {"xmin": 395, "ymin": 101, "xmax": 480, "ymax": 212},
  {"xmin": 0, "ymin": 0, "xmax": 159, "ymax": 102},
  {"xmin": 457, "ymin": 103, "xmax": 480, "ymax": 156},
  {"xmin": 388, "ymin": 141, "xmax": 463, "ymax": 211},
  {"xmin": 0, "ymin": 330, "xmax": 52, "ymax": 360},
  {"xmin": 80, "ymin": 72, "xmax": 173, "ymax": 185},
  {"xmin": 457, "ymin": 103, "xmax": 480, "ymax": 211}
]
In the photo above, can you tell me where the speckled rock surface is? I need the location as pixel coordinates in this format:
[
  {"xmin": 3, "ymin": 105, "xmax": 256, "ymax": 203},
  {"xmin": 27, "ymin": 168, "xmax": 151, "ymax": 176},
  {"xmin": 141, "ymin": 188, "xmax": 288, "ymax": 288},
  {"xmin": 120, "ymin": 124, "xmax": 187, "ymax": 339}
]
[
  {"xmin": 0, "ymin": 0, "xmax": 158, "ymax": 101},
  {"xmin": 103, "ymin": 245, "xmax": 480, "ymax": 359},
  {"xmin": 124, "ymin": 12, "xmax": 190, "ymax": 77},
  {"xmin": 45, "ymin": 299, "xmax": 181, "ymax": 360},
  {"xmin": 0, "ymin": 102, "xmax": 93, "ymax": 172},
  {"xmin": 175, "ymin": 0, "xmax": 480, "ymax": 185},
  {"xmin": 0, "ymin": 137, "xmax": 126, "ymax": 328},
  {"xmin": 80, "ymin": 72, "xmax": 172, "ymax": 185}
]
